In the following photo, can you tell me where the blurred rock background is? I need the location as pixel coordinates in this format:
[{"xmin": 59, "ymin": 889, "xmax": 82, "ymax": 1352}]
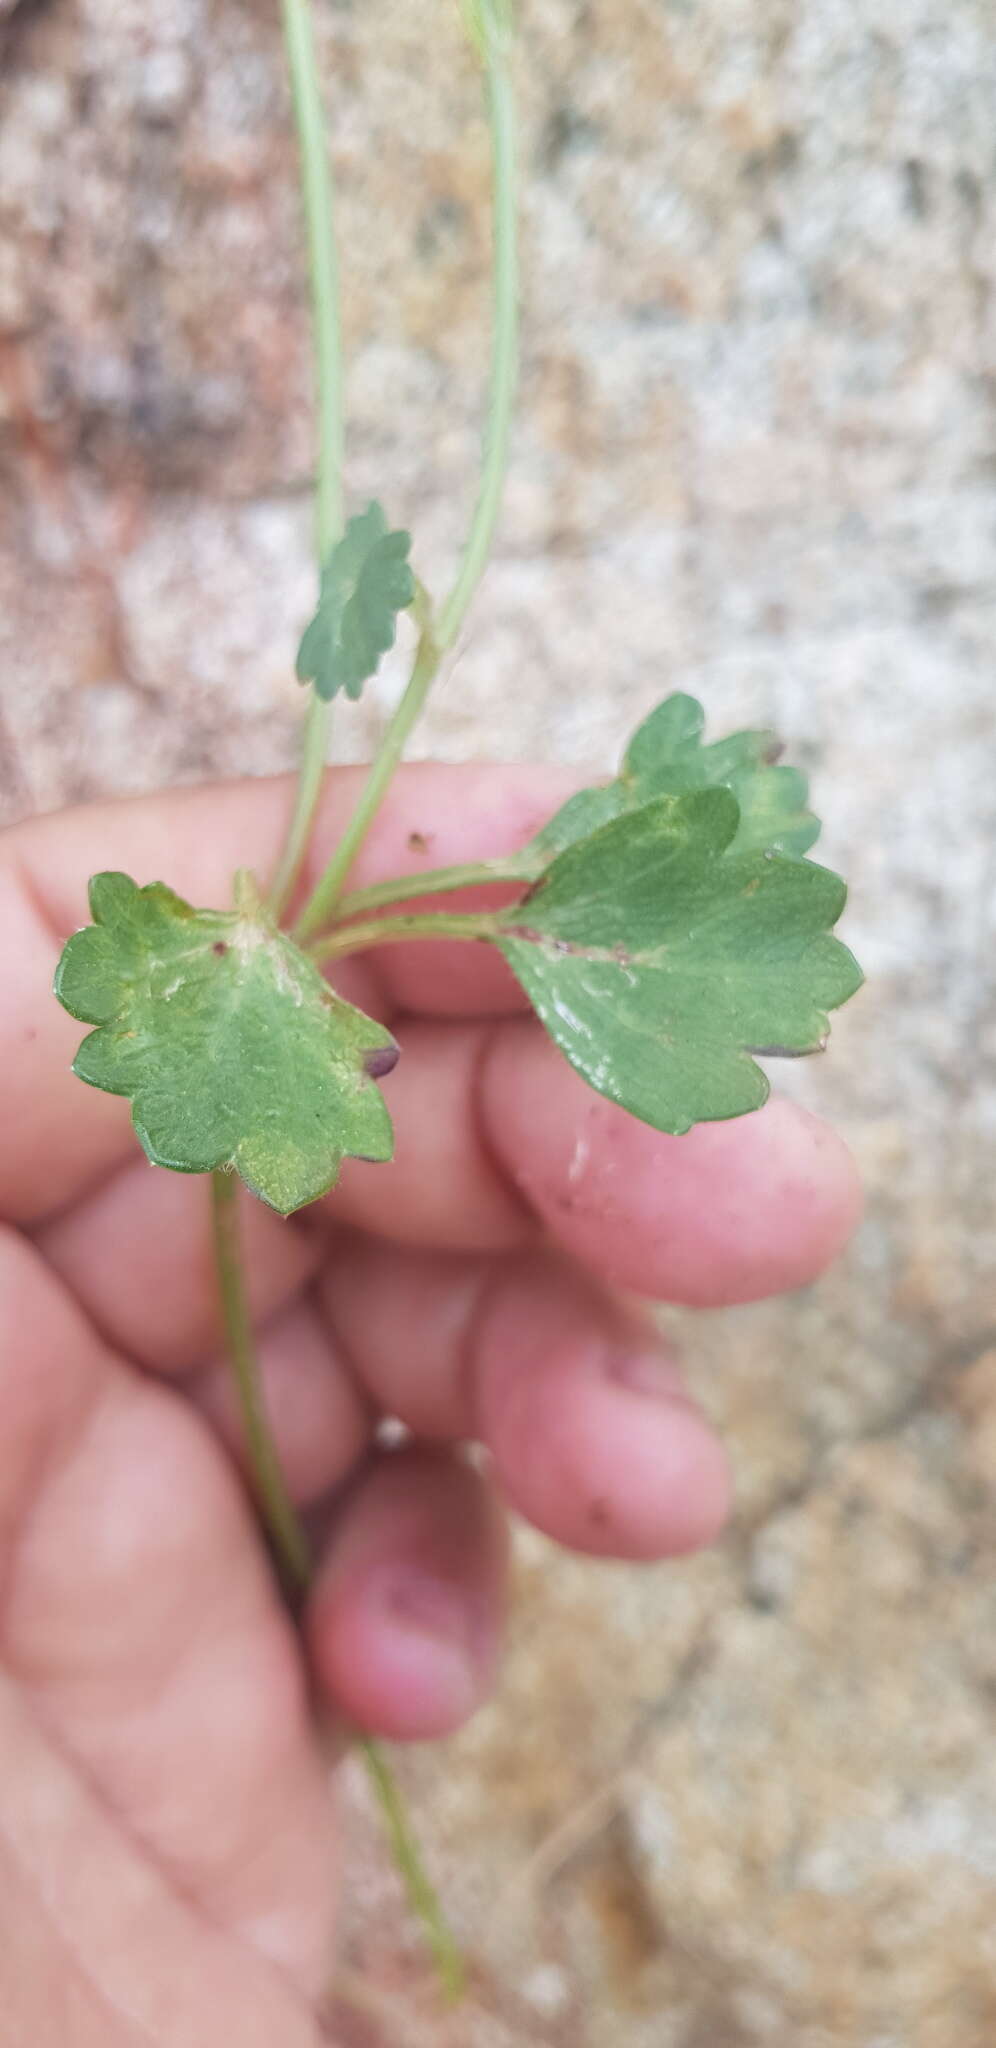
[{"xmin": 2, "ymin": 1, "xmax": 995, "ymax": 2041}]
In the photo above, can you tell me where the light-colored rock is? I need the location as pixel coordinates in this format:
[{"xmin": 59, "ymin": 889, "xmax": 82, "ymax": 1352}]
[{"xmin": 2, "ymin": 2, "xmax": 995, "ymax": 2040}]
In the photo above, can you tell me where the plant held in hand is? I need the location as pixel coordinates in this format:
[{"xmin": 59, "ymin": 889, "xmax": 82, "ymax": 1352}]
[{"xmin": 52, "ymin": 0, "xmax": 862, "ymax": 1994}]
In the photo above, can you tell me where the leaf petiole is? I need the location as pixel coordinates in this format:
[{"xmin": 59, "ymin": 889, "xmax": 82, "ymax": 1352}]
[
  {"xmin": 361, "ymin": 1737, "xmax": 465, "ymax": 2002},
  {"xmin": 435, "ymin": 30, "xmax": 517, "ymax": 652},
  {"xmin": 294, "ymin": 618, "xmax": 442, "ymax": 941},
  {"xmin": 309, "ymin": 907, "xmax": 499, "ymax": 964},
  {"xmin": 268, "ymin": 0, "xmax": 345, "ymax": 920},
  {"xmin": 330, "ymin": 848, "xmax": 536, "ymax": 923},
  {"xmin": 210, "ymin": 1169, "xmax": 312, "ymax": 1595},
  {"xmin": 293, "ymin": 16, "xmax": 518, "ymax": 937},
  {"xmin": 212, "ymin": 1160, "xmax": 465, "ymax": 1990},
  {"xmin": 222, "ymin": 1, "xmax": 465, "ymax": 1987}
]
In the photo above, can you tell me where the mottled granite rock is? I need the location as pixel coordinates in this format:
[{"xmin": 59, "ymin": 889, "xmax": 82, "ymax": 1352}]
[{"xmin": 3, "ymin": 2, "xmax": 996, "ymax": 2042}]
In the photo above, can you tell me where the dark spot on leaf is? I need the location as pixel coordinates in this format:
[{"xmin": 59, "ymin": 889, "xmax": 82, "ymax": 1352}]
[
  {"xmin": 407, "ymin": 830, "xmax": 432, "ymax": 854},
  {"xmin": 589, "ymin": 1497, "xmax": 611, "ymax": 1529},
  {"xmin": 364, "ymin": 1044, "xmax": 400, "ymax": 1080},
  {"xmin": 212, "ymin": 941, "xmax": 228, "ymax": 956}
]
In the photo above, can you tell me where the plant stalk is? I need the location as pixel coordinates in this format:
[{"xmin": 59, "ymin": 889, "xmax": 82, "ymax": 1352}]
[
  {"xmin": 211, "ymin": 1169, "xmax": 460, "ymax": 1990},
  {"xmin": 435, "ymin": 44, "xmax": 518, "ymax": 652},
  {"xmin": 333, "ymin": 850, "xmax": 534, "ymax": 921},
  {"xmin": 362, "ymin": 1737, "xmax": 465, "ymax": 2002},
  {"xmin": 293, "ymin": 27, "xmax": 518, "ymax": 939},
  {"xmin": 269, "ymin": 0, "xmax": 345, "ymax": 919},
  {"xmin": 294, "ymin": 624, "xmax": 440, "ymax": 940},
  {"xmin": 210, "ymin": 1170, "xmax": 312, "ymax": 1594},
  {"xmin": 218, "ymin": 18, "xmax": 460, "ymax": 1957},
  {"xmin": 309, "ymin": 906, "xmax": 498, "ymax": 964}
]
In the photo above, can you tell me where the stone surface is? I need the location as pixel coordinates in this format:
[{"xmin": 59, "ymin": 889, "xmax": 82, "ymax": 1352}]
[{"xmin": 3, "ymin": 2, "xmax": 996, "ymax": 2041}]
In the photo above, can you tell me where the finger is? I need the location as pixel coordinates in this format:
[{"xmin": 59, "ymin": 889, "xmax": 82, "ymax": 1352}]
[
  {"xmin": 331, "ymin": 1018, "xmax": 530, "ymax": 1251},
  {"xmin": 52, "ymin": 990, "xmax": 860, "ymax": 1295},
  {"xmin": 195, "ymin": 1294, "xmax": 371, "ymax": 1510},
  {"xmin": 482, "ymin": 1028, "xmax": 863, "ymax": 1303},
  {"xmin": 324, "ymin": 1021, "xmax": 859, "ymax": 1294},
  {"xmin": 0, "ymin": 763, "xmax": 579, "ymax": 1225},
  {"xmin": 0, "ymin": 1225, "xmax": 336, "ymax": 1993},
  {"xmin": 37, "ymin": 1165, "xmax": 320, "ymax": 1375},
  {"xmin": 35, "ymin": 1013, "xmax": 530, "ymax": 1366},
  {"xmin": 320, "ymin": 1241, "xmax": 730, "ymax": 1559},
  {"xmin": 305, "ymin": 1450, "xmax": 507, "ymax": 1742},
  {"xmin": 469, "ymin": 1256, "xmax": 731, "ymax": 1558}
]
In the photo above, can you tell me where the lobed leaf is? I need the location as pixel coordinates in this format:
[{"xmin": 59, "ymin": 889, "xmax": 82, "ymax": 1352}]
[
  {"xmin": 532, "ymin": 692, "xmax": 820, "ymax": 864},
  {"xmin": 497, "ymin": 789, "xmax": 861, "ymax": 1134},
  {"xmin": 55, "ymin": 871, "xmax": 397, "ymax": 1214},
  {"xmin": 296, "ymin": 501, "xmax": 415, "ymax": 703}
]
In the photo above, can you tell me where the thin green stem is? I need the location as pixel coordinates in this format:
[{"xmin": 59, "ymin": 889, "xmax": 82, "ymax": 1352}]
[
  {"xmin": 292, "ymin": 28, "xmax": 518, "ymax": 936},
  {"xmin": 436, "ymin": 49, "xmax": 517, "ymax": 652},
  {"xmin": 333, "ymin": 850, "xmax": 533, "ymax": 921},
  {"xmin": 309, "ymin": 906, "xmax": 498, "ymax": 964},
  {"xmin": 362, "ymin": 1738, "xmax": 465, "ymax": 2002},
  {"xmin": 216, "ymin": 0, "xmax": 465, "ymax": 1995},
  {"xmin": 294, "ymin": 626, "xmax": 441, "ymax": 940},
  {"xmin": 210, "ymin": 1170, "xmax": 312, "ymax": 1595},
  {"xmin": 269, "ymin": 0, "xmax": 345, "ymax": 919},
  {"xmin": 282, "ymin": 0, "xmax": 343, "ymax": 558},
  {"xmin": 268, "ymin": 694, "xmax": 333, "ymax": 922},
  {"xmin": 211, "ymin": 1169, "xmax": 464, "ymax": 1988}
]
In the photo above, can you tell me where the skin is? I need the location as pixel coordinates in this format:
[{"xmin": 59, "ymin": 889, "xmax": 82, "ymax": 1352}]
[{"xmin": 0, "ymin": 764, "xmax": 862, "ymax": 2043}]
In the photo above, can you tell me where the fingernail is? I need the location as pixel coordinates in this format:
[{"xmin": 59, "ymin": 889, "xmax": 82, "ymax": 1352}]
[{"xmin": 605, "ymin": 1347, "xmax": 690, "ymax": 1401}]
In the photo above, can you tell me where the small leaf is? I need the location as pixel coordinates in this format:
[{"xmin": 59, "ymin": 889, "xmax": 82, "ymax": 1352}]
[
  {"xmin": 533, "ymin": 692, "xmax": 820, "ymax": 862},
  {"xmin": 497, "ymin": 790, "xmax": 861, "ymax": 1134},
  {"xmin": 296, "ymin": 502, "xmax": 415, "ymax": 702},
  {"xmin": 55, "ymin": 871, "xmax": 398, "ymax": 1214}
]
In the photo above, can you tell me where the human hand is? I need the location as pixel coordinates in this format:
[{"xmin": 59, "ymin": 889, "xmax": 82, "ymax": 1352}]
[{"xmin": 0, "ymin": 765, "xmax": 860, "ymax": 2042}]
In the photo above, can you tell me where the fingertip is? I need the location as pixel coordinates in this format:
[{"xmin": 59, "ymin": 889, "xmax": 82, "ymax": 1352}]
[
  {"xmin": 473, "ymin": 1263, "xmax": 731, "ymax": 1560},
  {"xmin": 306, "ymin": 1453, "xmax": 506, "ymax": 1742},
  {"xmin": 315, "ymin": 1566, "xmax": 486, "ymax": 1741},
  {"xmin": 485, "ymin": 1027, "xmax": 863, "ymax": 1304}
]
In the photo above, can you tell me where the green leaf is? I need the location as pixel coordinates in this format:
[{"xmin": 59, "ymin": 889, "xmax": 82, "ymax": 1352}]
[
  {"xmin": 533, "ymin": 693, "xmax": 820, "ymax": 863},
  {"xmin": 55, "ymin": 871, "xmax": 398, "ymax": 1214},
  {"xmin": 295, "ymin": 502, "xmax": 415, "ymax": 702},
  {"xmin": 497, "ymin": 790, "xmax": 861, "ymax": 1134}
]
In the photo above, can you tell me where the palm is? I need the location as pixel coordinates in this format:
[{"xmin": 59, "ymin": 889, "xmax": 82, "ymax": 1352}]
[
  {"xmin": 0, "ymin": 766, "xmax": 859, "ymax": 2040},
  {"xmin": 0, "ymin": 1224, "xmax": 338, "ymax": 2039}
]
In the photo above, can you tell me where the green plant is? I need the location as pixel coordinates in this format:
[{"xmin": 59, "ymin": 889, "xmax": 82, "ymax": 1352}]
[{"xmin": 52, "ymin": 0, "xmax": 862, "ymax": 1996}]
